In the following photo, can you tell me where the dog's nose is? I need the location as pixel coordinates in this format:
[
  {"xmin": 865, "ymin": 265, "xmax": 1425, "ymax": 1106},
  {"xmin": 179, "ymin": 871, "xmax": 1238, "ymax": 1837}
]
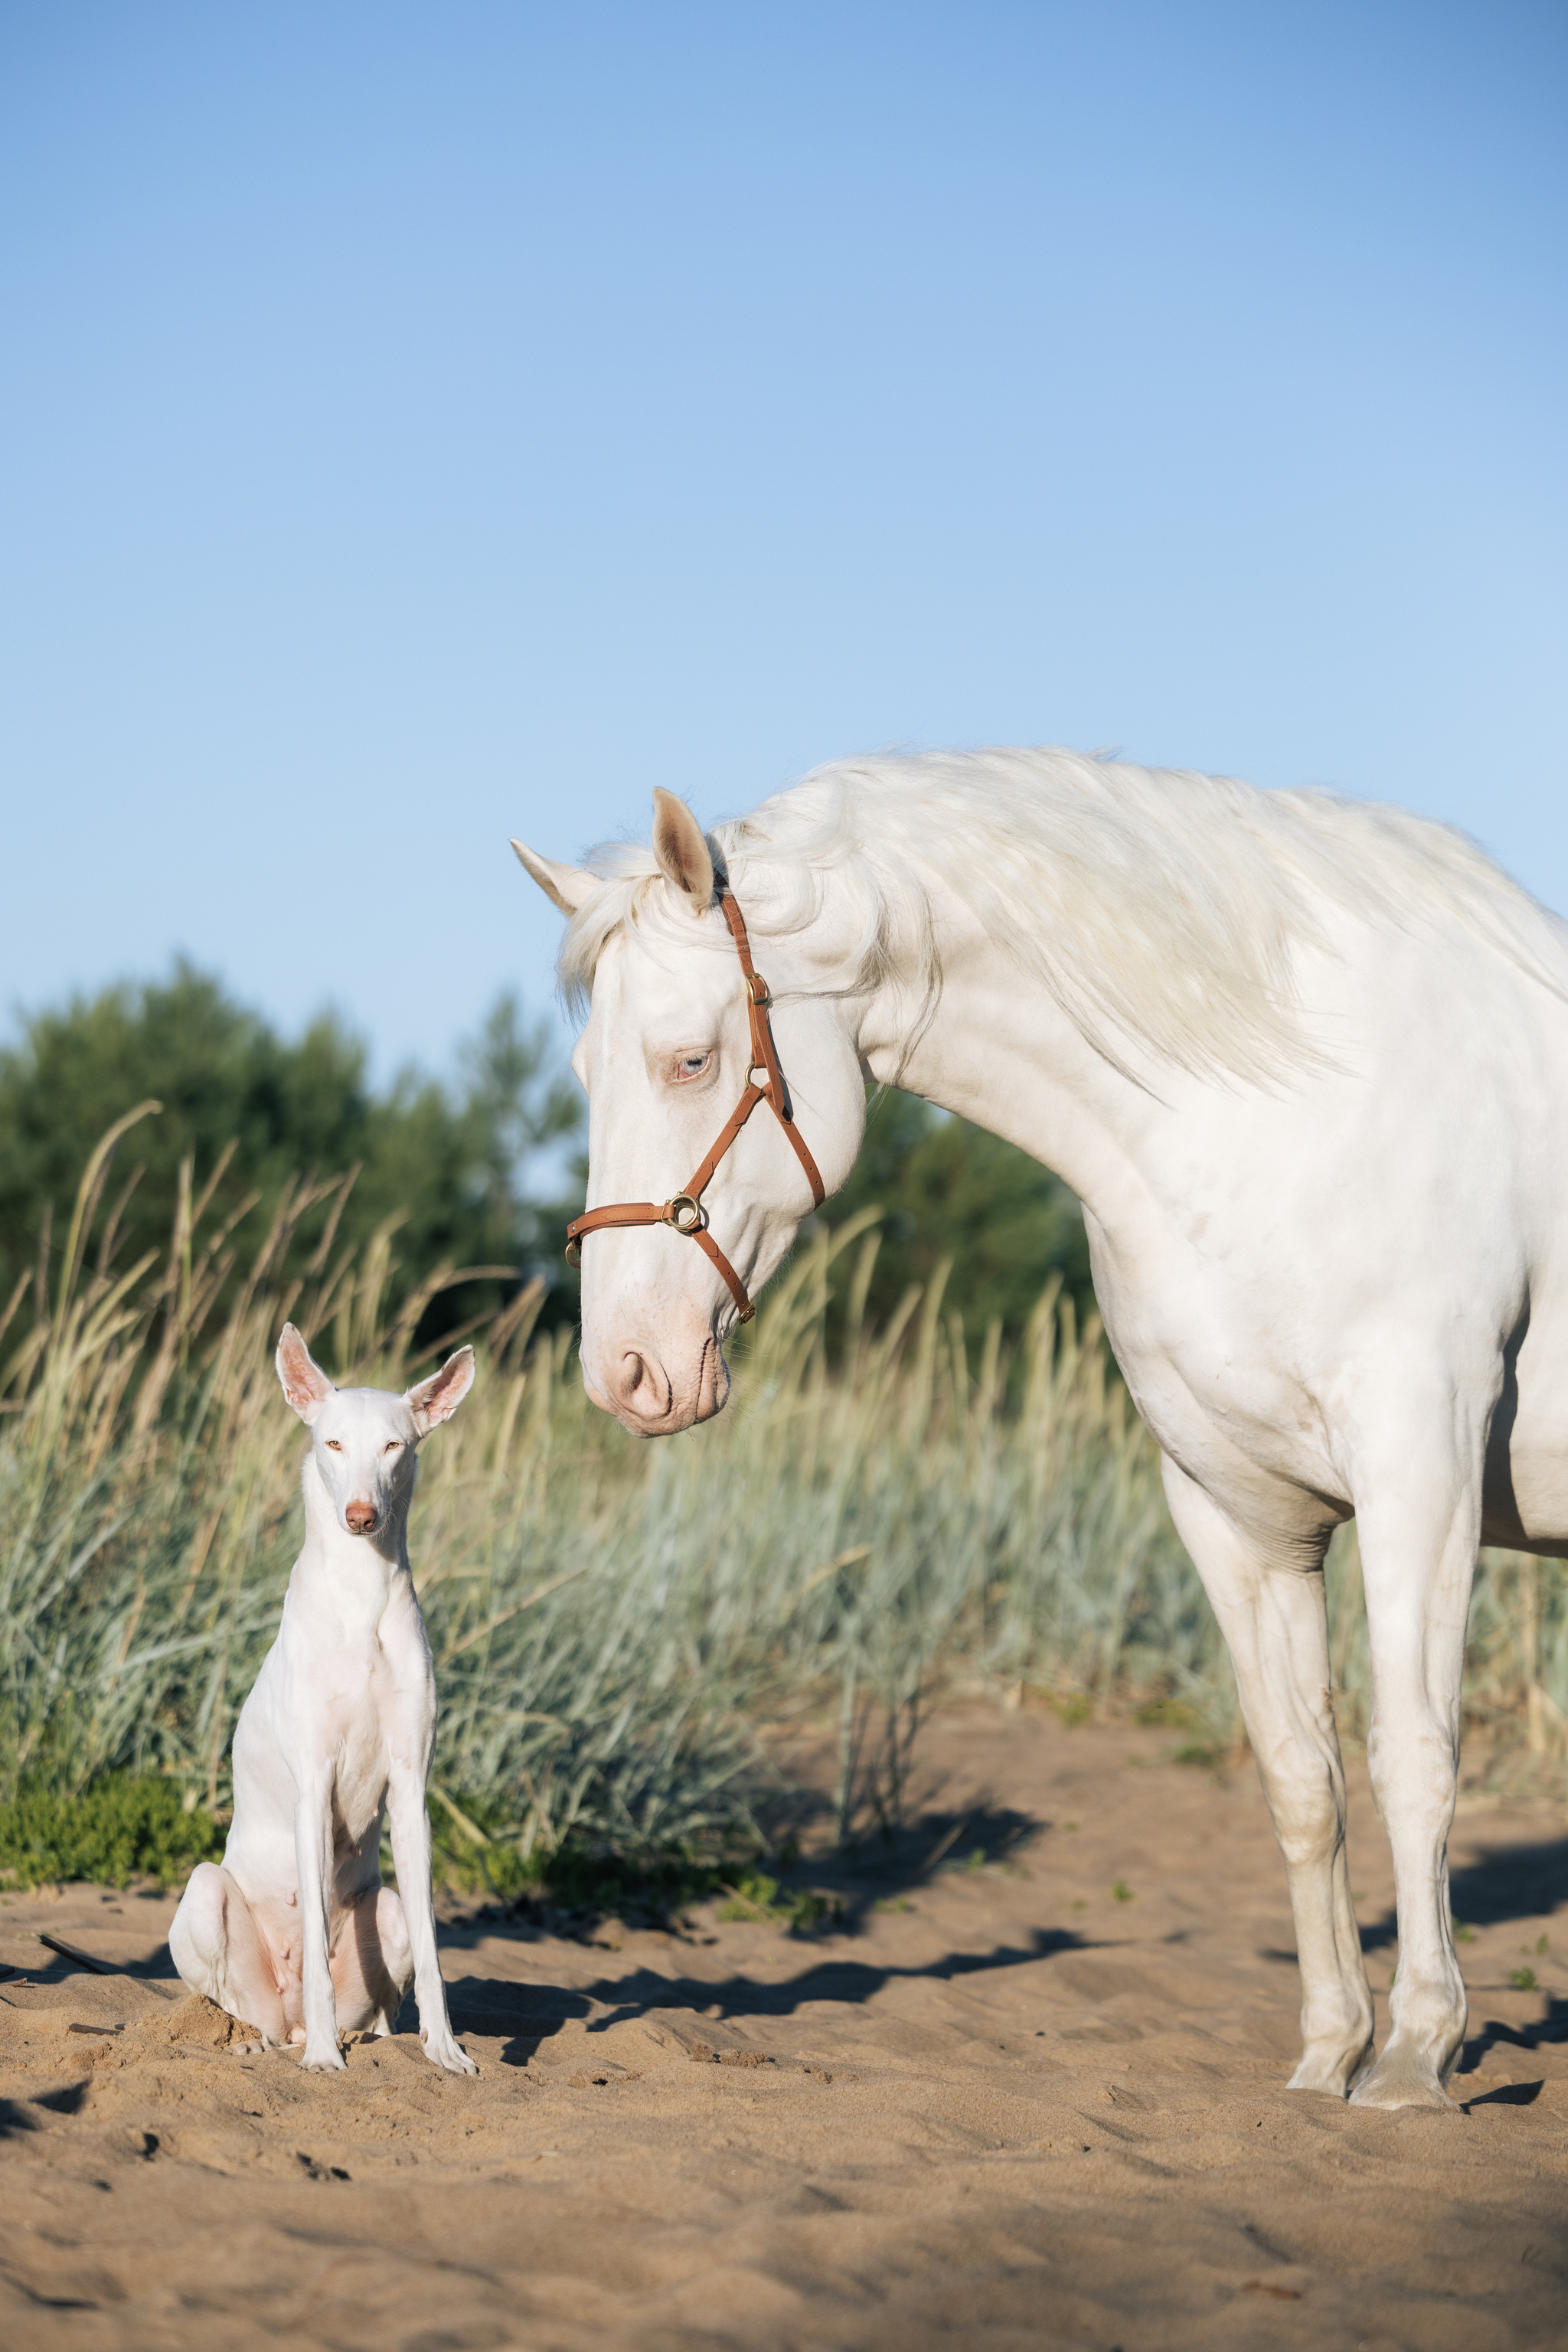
[{"xmin": 345, "ymin": 1499, "xmax": 377, "ymax": 1534}]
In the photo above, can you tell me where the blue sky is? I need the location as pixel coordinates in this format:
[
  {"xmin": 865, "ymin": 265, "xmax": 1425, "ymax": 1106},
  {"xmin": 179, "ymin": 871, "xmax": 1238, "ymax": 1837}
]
[{"xmin": 2, "ymin": 1, "xmax": 1563, "ymax": 1083}]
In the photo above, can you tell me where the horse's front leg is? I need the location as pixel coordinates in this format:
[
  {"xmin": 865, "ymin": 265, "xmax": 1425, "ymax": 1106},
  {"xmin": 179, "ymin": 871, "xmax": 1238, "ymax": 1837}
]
[
  {"xmin": 1347, "ymin": 1417, "xmax": 1480, "ymax": 2110},
  {"xmin": 1161, "ymin": 1458, "xmax": 1374, "ymax": 2096}
]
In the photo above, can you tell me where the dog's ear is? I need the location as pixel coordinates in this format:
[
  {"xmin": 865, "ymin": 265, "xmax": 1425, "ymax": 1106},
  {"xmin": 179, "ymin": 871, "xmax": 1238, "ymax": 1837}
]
[
  {"xmin": 276, "ymin": 1324, "xmax": 335, "ymax": 1424},
  {"xmin": 407, "ymin": 1344, "xmax": 475, "ymax": 1436}
]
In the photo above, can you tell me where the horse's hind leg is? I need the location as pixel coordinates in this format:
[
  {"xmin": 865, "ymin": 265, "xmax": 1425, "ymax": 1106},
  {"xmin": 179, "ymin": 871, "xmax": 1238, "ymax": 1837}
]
[
  {"xmin": 1161, "ymin": 1459, "xmax": 1374, "ymax": 2096},
  {"xmin": 168, "ymin": 1863, "xmax": 289, "ymax": 2045},
  {"xmin": 1345, "ymin": 1426, "xmax": 1478, "ymax": 2111}
]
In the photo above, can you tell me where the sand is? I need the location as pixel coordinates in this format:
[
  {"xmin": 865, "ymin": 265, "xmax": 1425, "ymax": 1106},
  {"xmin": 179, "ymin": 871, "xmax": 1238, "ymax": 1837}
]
[{"xmin": 2, "ymin": 1702, "xmax": 1566, "ymax": 2351}]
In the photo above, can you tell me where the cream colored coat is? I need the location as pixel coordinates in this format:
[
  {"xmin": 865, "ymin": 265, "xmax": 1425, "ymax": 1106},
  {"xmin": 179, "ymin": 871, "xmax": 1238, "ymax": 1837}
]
[{"xmin": 515, "ymin": 748, "xmax": 1568, "ymax": 2113}]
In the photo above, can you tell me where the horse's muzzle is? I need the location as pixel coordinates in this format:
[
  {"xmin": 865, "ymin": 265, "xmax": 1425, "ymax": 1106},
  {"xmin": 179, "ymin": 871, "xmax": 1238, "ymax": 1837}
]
[{"xmin": 597, "ymin": 1335, "xmax": 730, "ymax": 1436}]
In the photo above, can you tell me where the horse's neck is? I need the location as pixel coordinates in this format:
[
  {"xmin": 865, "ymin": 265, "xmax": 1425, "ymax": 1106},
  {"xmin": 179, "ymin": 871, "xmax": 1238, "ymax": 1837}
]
[{"xmin": 848, "ymin": 882, "xmax": 1166, "ymax": 1230}]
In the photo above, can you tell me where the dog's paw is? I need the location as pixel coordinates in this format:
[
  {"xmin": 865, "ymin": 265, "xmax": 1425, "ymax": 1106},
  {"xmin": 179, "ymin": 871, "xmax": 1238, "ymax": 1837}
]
[
  {"xmin": 299, "ymin": 2042, "xmax": 348, "ymax": 2073},
  {"xmin": 423, "ymin": 2036, "xmax": 479, "ymax": 2076}
]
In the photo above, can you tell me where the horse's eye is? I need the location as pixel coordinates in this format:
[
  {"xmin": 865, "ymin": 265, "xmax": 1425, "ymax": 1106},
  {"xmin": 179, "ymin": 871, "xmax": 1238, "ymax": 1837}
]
[
  {"xmin": 383, "ymin": 1441, "xmax": 401, "ymax": 1454},
  {"xmin": 674, "ymin": 1053, "xmax": 710, "ymax": 1081},
  {"xmin": 325, "ymin": 1439, "xmax": 343, "ymax": 1452}
]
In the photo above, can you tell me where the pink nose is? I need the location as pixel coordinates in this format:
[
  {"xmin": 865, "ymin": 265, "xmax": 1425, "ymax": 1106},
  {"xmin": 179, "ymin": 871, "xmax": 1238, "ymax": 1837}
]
[{"xmin": 345, "ymin": 1499, "xmax": 377, "ymax": 1534}]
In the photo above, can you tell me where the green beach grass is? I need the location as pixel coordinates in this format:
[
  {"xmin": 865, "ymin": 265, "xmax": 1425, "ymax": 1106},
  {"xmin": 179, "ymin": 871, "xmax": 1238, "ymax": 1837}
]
[{"xmin": 2, "ymin": 1122, "xmax": 1565, "ymax": 1892}]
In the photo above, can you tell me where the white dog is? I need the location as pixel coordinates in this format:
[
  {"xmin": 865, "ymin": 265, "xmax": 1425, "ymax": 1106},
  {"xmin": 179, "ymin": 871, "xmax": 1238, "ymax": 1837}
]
[{"xmin": 168, "ymin": 1325, "xmax": 478, "ymax": 2073}]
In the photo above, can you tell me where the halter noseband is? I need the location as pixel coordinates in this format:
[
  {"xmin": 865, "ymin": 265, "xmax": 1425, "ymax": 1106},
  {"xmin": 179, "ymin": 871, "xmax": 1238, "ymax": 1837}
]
[{"xmin": 564, "ymin": 889, "xmax": 825, "ymax": 1323}]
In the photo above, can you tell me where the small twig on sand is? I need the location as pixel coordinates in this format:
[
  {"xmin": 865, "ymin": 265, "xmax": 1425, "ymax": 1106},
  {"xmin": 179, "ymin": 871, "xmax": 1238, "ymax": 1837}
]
[{"xmin": 922, "ymin": 1814, "xmax": 973, "ymax": 1873}]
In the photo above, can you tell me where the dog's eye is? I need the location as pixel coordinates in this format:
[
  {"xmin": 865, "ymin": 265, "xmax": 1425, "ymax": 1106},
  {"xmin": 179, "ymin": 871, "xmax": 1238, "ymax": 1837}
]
[{"xmin": 324, "ymin": 1439, "xmax": 343, "ymax": 1452}]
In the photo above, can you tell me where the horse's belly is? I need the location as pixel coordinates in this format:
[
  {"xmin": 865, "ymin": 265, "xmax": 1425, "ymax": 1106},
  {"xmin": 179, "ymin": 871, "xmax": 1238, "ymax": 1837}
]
[
  {"xmin": 1475, "ymin": 1296, "xmax": 1568, "ymax": 1554},
  {"xmin": 1486, "ymin": 1418, "xmax": 1568, "ymax": 1556}
]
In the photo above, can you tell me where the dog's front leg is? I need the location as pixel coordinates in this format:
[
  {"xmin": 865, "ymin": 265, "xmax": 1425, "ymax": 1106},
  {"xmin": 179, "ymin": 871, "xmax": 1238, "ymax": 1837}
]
[
  {"xmin": 387, "ymin": 1766, "xmax": 476, "ymax": 2074},
  {"xmin": 294, "ymin": 1784, "xmax": 345, "ymax": 2072}
]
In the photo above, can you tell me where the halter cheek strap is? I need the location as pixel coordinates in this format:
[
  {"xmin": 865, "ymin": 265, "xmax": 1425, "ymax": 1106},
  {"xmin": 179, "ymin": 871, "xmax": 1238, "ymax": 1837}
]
[{"xmin": 564, "ymin": 889, "xmax": 826, "ymax": 1322}]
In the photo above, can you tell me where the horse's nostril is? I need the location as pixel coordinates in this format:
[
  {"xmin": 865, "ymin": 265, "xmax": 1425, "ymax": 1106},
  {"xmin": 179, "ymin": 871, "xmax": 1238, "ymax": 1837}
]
[
  {"xmin": 615, "ymin": 1351, "xmax": 671, "ymax": 1422},
  {"xmin": 345, "ymin": 1500, "xmax": 377, "ymax": 1534}
]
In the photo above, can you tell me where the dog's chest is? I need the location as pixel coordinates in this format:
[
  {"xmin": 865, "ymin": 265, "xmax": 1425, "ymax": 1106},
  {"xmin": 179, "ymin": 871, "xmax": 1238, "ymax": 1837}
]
[
  {"xmin": 330, "ymin": 1713, "xmax": 391, "ymax": 1844},
  {"xmin": 318, "ymin": 1642, "xmax": 420, "ymax": 1841}
]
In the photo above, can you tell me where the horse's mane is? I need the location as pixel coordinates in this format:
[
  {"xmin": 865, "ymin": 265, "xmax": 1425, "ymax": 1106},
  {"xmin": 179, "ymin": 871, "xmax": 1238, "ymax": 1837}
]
[{"xmin": 559, "ymin": 748, "xmax": 1568, "ymax": 1086}]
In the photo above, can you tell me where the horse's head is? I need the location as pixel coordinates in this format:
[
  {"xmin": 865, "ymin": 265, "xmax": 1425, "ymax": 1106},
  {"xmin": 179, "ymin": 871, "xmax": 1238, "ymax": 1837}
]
[{"xmin": 513, "ymin": 789, "xmax": 867, "ymax": 1436}]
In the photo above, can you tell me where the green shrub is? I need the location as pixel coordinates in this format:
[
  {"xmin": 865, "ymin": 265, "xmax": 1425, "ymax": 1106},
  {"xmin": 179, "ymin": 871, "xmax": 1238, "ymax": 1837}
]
[
  {"xmin": 423, "ymin": 1789, "xmax": 747, "ymax": 1919},
  {"xmin": 0, "ymin": 1773, "xmax": 224, "ymax": 1889},
  {"xmin": 716, "ymin": 1871, "xmax": 839, "ymax": 1932}
]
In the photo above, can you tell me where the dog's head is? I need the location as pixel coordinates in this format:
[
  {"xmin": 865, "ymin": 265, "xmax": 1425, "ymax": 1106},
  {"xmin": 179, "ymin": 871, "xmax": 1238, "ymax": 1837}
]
[{"xmin": 275, "ymin": 1324, "xmax": 475, "ymax": 1539}]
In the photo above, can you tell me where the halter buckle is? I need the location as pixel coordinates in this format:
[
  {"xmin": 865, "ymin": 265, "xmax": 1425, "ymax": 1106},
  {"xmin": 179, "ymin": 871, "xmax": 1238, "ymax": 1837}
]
[
  {"xmin": 664, "ymin": 1192, "xmax": 706, "ymax": 1234},
  {"xmin": 746, "ymin": 972, "xmax": 770, "ymax": 1008},
  {"xmin": 564, "ymin": 1231, "xmax": 583, "ymax": 1269}
]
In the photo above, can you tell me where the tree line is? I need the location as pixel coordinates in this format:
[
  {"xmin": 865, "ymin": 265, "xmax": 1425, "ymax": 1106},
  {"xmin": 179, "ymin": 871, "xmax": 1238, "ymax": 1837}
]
[{"xmin": 0, "ymin": 964, "xmax": 1093, "ymax": 1351}]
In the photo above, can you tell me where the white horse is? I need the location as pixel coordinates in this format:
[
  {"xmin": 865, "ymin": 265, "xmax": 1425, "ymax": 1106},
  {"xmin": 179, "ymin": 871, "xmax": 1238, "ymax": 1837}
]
[{"xmin": 512, "ymin": 747, "xmax": 1568, "ymax": 2112}]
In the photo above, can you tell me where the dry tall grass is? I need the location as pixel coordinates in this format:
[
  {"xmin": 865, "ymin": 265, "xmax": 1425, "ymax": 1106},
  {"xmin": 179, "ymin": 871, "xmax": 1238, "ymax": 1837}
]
[{"xmin": 3, "ymin": 1119, "xmax": 1564, "ymax": 1865}]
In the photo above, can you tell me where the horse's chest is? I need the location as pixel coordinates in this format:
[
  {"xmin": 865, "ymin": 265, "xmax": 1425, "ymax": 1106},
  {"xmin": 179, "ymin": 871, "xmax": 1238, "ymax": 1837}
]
[{"xmin": 1088, "ymin": 1227, "xmax": 1347, "ymax": 1517}]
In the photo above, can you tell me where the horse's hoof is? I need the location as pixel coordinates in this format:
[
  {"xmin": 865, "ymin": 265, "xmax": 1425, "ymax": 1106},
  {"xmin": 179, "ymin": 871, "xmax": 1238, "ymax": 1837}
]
[
  {"xmin": 1288, "ymin": 2037, "xmax": 1373, "ymax": 2099},
  {"xmin": 1348, "ymin": 2055, "xmax": 1456, "ymax": 2111},
  {"xmin": 1286, "ymin": 2063, "xmax": 1353, "ymax": 2099}
]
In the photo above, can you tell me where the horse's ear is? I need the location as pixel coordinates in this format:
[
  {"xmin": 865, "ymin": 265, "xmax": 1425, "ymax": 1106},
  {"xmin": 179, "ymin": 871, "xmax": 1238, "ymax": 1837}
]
[
  {"xmin": 652, "ymin": 789, "xmax": 715, "ymax": 909},
  {"xmin": 510, "ymin": 839, "xmax": 599, "ymax": 916},
  {"xmin": 276, "ymin": 1324, "xmax": 335, "ymax": 1424}
]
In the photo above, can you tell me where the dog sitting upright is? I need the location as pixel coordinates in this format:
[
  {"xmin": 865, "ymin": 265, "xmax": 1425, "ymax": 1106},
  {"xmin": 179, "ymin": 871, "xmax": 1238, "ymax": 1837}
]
[{"xmin": 168, "ymin": 1325, "xmax": 477, "ymax": 2073}]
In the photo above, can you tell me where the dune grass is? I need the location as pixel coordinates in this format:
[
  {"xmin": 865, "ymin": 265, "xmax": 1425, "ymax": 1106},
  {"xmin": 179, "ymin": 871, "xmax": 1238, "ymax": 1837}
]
[{"xmin": 2, "ymin": 1122, "xmax": 1565, "ymax": 1890}]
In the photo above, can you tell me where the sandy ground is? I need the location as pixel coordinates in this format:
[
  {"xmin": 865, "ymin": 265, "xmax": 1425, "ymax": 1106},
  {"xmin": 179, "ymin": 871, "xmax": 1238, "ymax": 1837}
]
[{"xmin": 2, "ymin": 1704, "xmax": 1566, "ymax": 2352}]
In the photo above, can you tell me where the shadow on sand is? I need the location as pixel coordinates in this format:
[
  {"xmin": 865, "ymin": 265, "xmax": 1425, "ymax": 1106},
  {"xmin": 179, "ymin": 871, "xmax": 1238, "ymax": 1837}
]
[
  {"xmin": 1351, "ymin": 1832, "xmax": 1568, "ymax": 1958},
  {"xmin": 439, "ymin": 1922, "xmax": 1091, "ymax": 2068}
]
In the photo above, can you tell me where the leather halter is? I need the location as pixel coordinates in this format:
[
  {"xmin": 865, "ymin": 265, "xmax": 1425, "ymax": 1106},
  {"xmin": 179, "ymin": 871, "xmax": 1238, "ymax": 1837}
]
[{"xmin": 565, "ymin": 889, "xmax": 825, "ymax": 1323}]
